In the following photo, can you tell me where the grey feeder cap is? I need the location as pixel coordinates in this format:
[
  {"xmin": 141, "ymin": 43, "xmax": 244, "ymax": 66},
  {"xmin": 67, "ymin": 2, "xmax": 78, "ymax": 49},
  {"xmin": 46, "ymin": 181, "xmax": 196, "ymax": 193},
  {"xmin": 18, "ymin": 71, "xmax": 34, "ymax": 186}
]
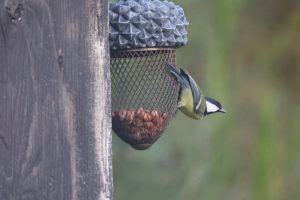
[{"xmin": 109, "ymin": 0, "xmax": 189, "ymax": 50}]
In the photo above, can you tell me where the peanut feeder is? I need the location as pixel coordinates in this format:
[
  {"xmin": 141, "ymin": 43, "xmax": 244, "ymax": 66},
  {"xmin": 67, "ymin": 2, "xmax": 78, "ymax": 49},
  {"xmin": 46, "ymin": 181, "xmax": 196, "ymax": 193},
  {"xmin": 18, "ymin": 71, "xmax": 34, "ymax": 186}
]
[{"xmin": 109, "ymin": 0, "xmax": 189, "ymax": 150}]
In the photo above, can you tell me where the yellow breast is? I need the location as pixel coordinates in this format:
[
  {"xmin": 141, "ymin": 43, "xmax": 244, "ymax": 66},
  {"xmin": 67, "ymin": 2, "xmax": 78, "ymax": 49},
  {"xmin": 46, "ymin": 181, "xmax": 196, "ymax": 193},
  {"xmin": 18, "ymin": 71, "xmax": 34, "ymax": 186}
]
[{"xmin": 179, "ymin": 89, "xmax": 202, "ymax": 119}]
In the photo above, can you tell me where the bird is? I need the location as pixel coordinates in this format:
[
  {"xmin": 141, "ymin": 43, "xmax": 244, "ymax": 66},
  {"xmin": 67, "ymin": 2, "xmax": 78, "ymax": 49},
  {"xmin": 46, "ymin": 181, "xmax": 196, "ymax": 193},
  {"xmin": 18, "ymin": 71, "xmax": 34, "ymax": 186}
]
[{"xmin": 166, "ymin": 63, "xmax": 226, "ymax": 119}]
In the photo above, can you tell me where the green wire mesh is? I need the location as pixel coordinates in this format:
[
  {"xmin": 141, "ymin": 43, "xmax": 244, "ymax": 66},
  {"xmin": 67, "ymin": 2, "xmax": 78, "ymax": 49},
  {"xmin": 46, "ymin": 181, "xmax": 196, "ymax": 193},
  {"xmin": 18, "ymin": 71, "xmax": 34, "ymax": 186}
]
[{"xmin": 110, "ymin": 48, "xmax": 179, "ymax": 150}]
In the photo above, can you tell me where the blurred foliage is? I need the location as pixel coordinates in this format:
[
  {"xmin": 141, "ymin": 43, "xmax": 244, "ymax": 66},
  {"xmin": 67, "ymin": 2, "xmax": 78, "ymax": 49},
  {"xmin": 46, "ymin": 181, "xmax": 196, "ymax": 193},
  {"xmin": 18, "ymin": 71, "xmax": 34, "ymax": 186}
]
[{"xmin": 112, "ymin": 0, "xmax": 300, "ymax": 199}]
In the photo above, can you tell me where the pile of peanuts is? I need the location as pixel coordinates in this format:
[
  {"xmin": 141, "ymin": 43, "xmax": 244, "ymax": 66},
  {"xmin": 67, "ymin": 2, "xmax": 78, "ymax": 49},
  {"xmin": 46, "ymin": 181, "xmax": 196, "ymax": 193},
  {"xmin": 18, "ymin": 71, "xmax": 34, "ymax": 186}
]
[{"xmin": 112, "ymin": 107, "xmax": 169, "ymax": 148}]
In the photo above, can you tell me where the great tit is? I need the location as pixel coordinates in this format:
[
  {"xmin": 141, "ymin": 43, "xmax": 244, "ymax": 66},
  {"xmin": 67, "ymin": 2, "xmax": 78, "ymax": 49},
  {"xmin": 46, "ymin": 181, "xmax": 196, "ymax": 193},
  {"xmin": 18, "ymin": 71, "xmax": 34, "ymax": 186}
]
[{"xmin": 167, "ymin": 63, "xmax": 226, "ymax": 119}]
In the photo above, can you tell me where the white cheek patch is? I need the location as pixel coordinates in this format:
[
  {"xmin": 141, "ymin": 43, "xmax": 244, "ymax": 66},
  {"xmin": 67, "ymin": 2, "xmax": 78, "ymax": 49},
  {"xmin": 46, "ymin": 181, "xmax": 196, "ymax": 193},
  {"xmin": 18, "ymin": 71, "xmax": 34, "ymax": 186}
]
[{"xmin": 206, "ymin": 101, "xmax": 219, "ymax": 113}]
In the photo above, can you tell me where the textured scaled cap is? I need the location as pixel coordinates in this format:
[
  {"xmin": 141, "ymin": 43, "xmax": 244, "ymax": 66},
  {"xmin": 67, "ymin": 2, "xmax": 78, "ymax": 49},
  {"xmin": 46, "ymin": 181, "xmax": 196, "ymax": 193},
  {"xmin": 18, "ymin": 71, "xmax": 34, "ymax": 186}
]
[{"xmin": 109, "ymin": 0, "xmax": 189, "ymax": 50}]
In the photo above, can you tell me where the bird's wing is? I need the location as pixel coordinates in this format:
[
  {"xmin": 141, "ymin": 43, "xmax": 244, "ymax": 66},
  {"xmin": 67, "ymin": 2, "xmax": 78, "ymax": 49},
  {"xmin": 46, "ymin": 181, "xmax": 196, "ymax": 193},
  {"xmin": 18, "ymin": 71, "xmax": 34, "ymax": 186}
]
[{"xmin": 180, "ymin": 69, "xmax": 202, "ymax": 111}]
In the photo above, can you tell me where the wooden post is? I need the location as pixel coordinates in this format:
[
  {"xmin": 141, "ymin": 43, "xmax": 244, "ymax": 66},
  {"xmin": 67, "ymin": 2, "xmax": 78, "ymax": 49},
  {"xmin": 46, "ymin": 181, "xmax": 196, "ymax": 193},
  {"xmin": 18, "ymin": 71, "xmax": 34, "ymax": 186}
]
[{"xmin": 0, "ymin": 0, "xmax": 112, "ymax": 199}]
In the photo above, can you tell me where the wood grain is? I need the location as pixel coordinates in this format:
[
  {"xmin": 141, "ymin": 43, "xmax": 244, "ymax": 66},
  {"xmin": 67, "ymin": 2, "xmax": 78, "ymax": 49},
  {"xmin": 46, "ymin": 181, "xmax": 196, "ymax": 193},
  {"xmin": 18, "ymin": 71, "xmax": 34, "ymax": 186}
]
[{"xmin": 0, "ymin": 0, "xmax": 112, "ymax": 199}]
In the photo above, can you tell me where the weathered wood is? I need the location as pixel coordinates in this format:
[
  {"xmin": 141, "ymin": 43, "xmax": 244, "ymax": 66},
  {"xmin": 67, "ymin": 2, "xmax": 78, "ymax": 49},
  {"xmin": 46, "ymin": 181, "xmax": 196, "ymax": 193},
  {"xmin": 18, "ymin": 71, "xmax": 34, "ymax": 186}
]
[{"xmin": 0, "ymin": 0, "xmax": 112, "ymax": 199}]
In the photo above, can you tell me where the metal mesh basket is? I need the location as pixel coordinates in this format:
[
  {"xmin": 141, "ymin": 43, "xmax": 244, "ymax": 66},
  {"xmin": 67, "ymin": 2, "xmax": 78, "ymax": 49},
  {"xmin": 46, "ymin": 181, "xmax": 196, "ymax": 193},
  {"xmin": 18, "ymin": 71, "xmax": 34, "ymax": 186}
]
[{"xmin": 111, "ymin": 48, "xmax": 179, "ymax": 150}]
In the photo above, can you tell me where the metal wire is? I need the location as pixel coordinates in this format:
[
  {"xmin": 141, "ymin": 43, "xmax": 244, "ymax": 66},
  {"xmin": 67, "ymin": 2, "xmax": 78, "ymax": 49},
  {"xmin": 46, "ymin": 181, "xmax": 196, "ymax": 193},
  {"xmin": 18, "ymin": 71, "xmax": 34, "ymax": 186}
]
[{"xmin": 110, "ymin": 48, "xmax": 179, "ymax": 149}]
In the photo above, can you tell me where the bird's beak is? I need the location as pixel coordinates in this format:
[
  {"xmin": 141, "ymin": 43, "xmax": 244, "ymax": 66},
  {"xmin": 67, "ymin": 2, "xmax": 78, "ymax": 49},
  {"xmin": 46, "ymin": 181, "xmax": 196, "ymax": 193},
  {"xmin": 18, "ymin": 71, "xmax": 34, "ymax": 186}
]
[{"xmin": 219, "ymin": 108, "xmax": 226, "ymax": 113}]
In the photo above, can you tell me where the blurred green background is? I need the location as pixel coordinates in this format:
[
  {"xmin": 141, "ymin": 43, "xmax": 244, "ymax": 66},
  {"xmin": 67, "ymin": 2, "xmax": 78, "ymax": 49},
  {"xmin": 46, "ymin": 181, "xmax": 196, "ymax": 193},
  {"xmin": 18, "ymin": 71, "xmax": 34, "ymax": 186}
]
[{"xmin": 112, "ymin": 0, "xmax": 300, "ymax": 199}]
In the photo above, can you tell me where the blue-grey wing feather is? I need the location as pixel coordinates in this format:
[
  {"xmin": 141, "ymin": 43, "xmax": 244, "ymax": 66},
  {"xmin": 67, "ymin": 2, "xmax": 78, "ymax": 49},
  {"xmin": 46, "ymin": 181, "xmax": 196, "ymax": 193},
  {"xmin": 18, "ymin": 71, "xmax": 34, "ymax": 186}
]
[{"xmin": 179, "ymin": 69, "xmax": 202, "ymax": 111}]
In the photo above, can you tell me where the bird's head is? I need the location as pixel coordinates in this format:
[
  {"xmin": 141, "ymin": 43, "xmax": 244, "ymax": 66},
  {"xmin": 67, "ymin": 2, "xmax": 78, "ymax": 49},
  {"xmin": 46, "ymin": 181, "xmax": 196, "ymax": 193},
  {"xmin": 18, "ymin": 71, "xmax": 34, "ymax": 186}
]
[{"xmin": 204, "ymin": 97, "xmax": 226, "ymax": 116}]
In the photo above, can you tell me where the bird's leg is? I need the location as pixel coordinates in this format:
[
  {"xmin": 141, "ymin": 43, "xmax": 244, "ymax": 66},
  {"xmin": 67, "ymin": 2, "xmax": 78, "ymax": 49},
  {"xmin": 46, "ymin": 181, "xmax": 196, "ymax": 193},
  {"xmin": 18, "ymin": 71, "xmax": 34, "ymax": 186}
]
[{"xmin": 178, "ymin": 101, "xmax": 183, "ymax": 108}]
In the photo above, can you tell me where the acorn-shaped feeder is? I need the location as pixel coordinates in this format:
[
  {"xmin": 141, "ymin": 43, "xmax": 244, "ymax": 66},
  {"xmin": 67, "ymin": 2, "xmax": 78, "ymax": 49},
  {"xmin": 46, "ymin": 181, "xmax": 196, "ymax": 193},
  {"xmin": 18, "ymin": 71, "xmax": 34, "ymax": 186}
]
[{"xmin": 110, "ymin": 0, "xmax": 189, "ymax": 150}]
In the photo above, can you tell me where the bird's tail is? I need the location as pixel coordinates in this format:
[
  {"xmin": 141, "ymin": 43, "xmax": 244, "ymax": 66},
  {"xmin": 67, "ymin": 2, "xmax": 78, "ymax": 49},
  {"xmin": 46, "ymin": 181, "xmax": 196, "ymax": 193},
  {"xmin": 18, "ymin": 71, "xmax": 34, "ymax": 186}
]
[{"xmin": 166, "ymin": 63, "xmax": 182, "ymax": 81}]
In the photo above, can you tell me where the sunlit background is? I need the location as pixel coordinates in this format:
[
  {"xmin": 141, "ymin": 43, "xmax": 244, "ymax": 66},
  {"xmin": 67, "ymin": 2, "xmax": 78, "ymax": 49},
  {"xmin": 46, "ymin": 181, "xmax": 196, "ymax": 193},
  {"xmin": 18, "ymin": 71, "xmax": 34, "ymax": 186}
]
[{"xmin": 112, "ymin": 0, "xmax": 300, "ymax": 199}]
